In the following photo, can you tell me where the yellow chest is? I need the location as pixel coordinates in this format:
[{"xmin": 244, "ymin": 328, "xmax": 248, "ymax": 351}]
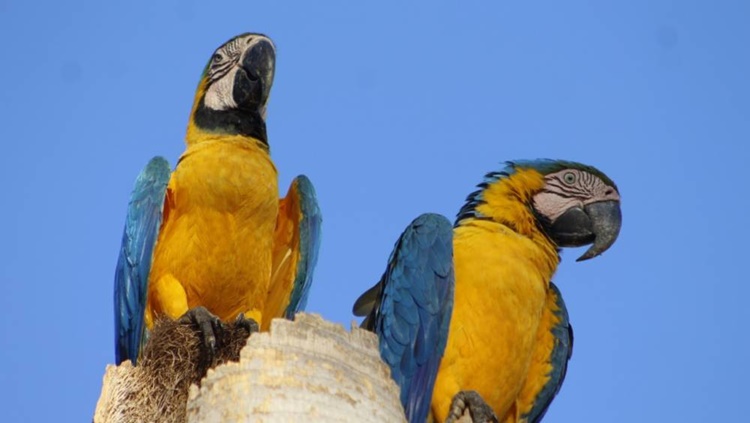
[
  {"xmin": 431, "ymin": 220, "xmax": 558, "ymax": 421},
  {"xmin": 148, "ymin": 139, "xmax": 279, "ymax": 321}
]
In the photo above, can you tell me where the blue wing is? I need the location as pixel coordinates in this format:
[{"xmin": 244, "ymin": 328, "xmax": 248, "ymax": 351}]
[
  {"xmin": 265, "ymin": 175, "xmax": 322, "ymax": 323},
  {"xmin": 353, "ymin": 213, "xmax": 455, "ymax": 423},
  {"xmin": 523, "ymin": 282, "xmax": 574, "ymax": 423},
  {"xmin": 114, "ymin": 157, "xmax": 171, "ymax": 365},
  {"xmin": 283, "ymin": 175, "xmax": 322, "ymax": 318}
]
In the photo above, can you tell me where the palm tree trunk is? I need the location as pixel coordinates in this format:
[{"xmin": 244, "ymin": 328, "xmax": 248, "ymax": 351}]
[{"xmin": 94, "ymin": 313, "xmax": 406, "ymax": 423}]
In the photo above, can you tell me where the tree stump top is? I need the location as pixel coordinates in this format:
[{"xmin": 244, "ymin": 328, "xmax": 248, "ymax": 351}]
[{"xmin": 188, "ymin": 314, "xmax": 406, "ymax": 422}]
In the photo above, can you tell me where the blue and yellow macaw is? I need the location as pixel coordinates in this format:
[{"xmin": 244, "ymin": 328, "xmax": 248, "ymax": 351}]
[
  {"xmin": 355, "ymin": 160, "xmax": 621, "ymax": 423},
  {"xmin": 114, "ymin": 33, "xmax": 322, "ymax": 365}
]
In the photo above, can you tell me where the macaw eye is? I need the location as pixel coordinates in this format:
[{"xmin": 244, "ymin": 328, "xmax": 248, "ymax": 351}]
[
  {"xmin": 212, "ymin": 53, "xmax": 223, "ymax": 64},
  {"xmin": 563, "ymin": 172, "xmax": 576, "ymax": 185}
]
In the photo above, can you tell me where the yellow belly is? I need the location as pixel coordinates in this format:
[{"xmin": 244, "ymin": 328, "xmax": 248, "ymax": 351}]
[
  {"xmin": 431, "ymin": 220, "xmax": 555, "ymax": 422},
  {"xmin": 146, "ymin": 139, "xmax": 278, "ymax": 326}
]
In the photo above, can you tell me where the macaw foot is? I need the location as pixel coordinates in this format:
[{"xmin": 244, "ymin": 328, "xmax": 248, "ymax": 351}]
[
  {"xmin": 178, "ymin": 307, "xmax": 260, "ymax": 369},
  {"xmin": 178, "ymin": 306, "xmax": 225, "ymax": 365},
  {"xmin": 445, "ymin": 390, "xmax": 499, "ymax": 423}
]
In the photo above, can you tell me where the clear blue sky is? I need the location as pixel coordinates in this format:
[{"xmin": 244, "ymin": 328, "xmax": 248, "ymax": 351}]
[{"xmin": 1, "ymin": 1, "xmax": 748, "ymax": 421}]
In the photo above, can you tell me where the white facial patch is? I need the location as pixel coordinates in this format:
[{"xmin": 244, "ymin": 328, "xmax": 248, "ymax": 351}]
[
  {"xmin": 204, "ymin": 67, "xmax": 240, "ymax": 111},
  {"xmin": 533, "ymin": 191, "xmax": 583, "ymax": 222},
  {"xmin": 532, "ymin": 169, "xmax": 620, "ymax": 222},
  {"xmin": 202, "ymin": 34, "xmax": 261, "ymax": 112}
]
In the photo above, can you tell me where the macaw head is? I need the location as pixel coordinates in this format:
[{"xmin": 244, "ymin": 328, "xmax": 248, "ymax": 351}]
[
  {"xmin": 187, "ymin": 33, "xmax": 276, "ymax": 146},
  {"xmin": 522, "ymin": 160, "xmax": 621, "ymax": 261},
  {"xmin": 458, "ymin": 159, "xmax": 622, "ymax": 261}
]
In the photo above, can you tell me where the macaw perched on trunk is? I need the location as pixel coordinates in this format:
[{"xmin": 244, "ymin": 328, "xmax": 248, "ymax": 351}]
[
  {"xmin": 114, "ymin": 33, "xmax": 322, "ymax": 365},
  {"xmin": 355, "ymin": 160, "xmax": 621, "ymax": 423}
]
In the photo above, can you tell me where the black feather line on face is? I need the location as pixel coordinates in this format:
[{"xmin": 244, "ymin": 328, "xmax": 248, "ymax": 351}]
[{"xmin": 512, "ymin": 159, "xmax": 618, "ymax": 193}]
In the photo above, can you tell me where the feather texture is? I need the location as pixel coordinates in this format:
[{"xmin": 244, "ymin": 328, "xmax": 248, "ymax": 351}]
[
  {"xmin": 264, "ymin": 175, "xmax": 322, "ymax": 327},
  {"xmin": 354, "ymin": 213, "xmax": 454, "ymax": 423},
  {"xmin": 114, "ymin": 157, "xmax": 171, "ymax": 364},
  {"xmin": 522, "ymin": 282, "xmax": 573, "ymax": 423}
]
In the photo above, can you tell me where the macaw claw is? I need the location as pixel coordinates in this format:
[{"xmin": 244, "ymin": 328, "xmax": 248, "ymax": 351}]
[
  {"xmin": 445, "ymin": 390, "xmax": 499, "ymax": 423},
  {"xmin": 234, "ymin": 312, "xmax": 260, "ymax": 335},
  {"xmin": 178, "ymin": 306, "xmax": 225, "ymax": 365}
]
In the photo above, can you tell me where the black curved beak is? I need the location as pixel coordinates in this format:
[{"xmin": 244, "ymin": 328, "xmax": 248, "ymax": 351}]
[
  {"xmin": 548, "ymin": 200, "xmax": 622, "ymax": 262},
  {"xmin": 233, "ymin": 36, "xmax": 275, "ymax": 111}
]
